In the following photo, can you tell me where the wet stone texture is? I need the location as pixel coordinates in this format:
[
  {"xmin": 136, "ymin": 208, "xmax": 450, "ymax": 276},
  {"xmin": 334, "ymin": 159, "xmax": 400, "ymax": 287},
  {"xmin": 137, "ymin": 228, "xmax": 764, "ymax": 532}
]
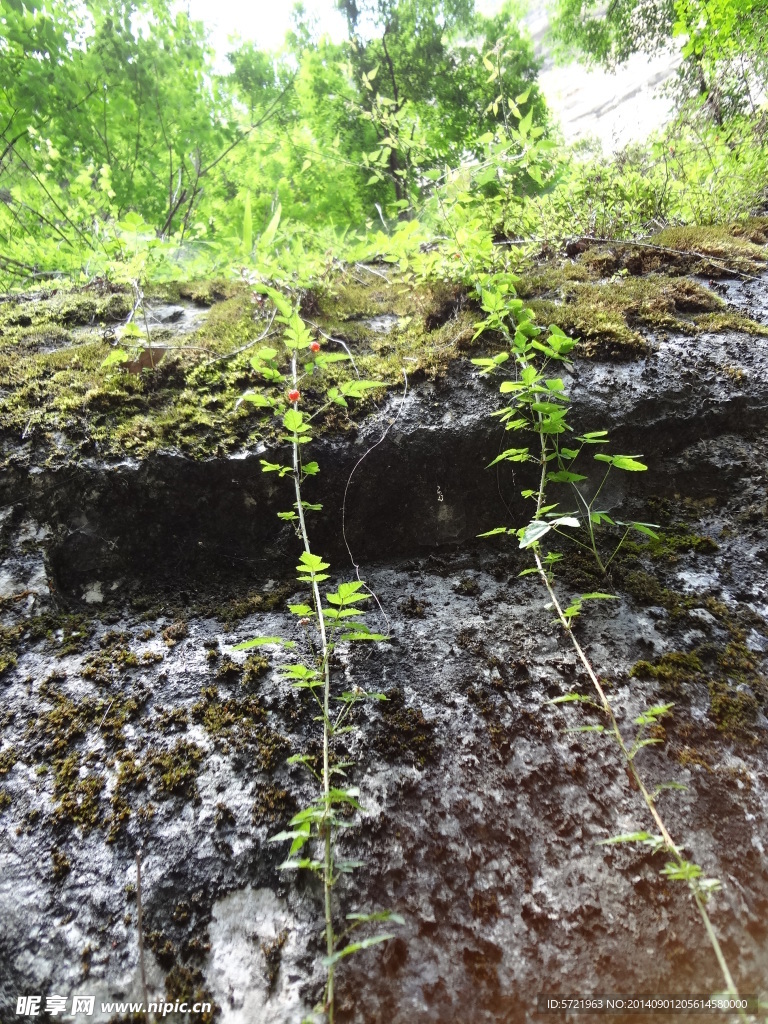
[{"xmin": 1, "ymin": 273, "xmax": 768, "ymax": 1024}]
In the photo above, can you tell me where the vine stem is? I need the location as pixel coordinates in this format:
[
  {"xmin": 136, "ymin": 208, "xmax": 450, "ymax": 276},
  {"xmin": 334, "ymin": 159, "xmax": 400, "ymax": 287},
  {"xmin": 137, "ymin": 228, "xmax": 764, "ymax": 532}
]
[
  {"xmin": 290, "ymin": 352, "xmax": 335, "ymax": 1022},
  {"xmin": 531, "ymin": 425, "xmax": 743, "ymax": 1008}
]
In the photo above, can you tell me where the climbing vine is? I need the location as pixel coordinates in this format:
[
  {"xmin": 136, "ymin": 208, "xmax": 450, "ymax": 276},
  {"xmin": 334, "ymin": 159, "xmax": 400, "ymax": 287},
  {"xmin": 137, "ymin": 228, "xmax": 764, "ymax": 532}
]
[
  {"xmin": 233, "ymin": 285, "xmax": 401, "ymax": 1022},
  {"xmin": 470, "ymin": 275, "xmax": 745, "ymax": 1006}
]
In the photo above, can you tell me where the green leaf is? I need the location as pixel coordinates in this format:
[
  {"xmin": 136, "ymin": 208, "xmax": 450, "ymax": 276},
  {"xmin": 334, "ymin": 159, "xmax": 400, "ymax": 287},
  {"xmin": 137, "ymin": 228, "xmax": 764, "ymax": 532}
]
[
  {"xmin": 599, "ymin": 832, "xmax": 657, "ymax": 845},
  {"xmin": 547, "ymin": 693, "xmax": 597, "ymax": 705},
  {"xmin": 487, "ymin": 447, "xmax": 530, "ymax": 467},
  {"xmin": 546, "ymin": 470, "xmax": 587, "ymax": 483},
  {"xmin": 322, "ymin": 934, "xmax": 394, "ymax": 968},
  {"xmin": 260, "ymin": 460, "xmax": 292, "ymax": 477},
  {"xmin": 253, "ymin": 285, "xmax": 293, "ymax": 319},
  {"xmin": 660, "ymin": 859, "xmax": 702, "ymax": 882},
  {"xmin": 288, "ymin": 604, "xmax": 314, "ymax": 616},
  {"xmin": 238, "ymin": 391, "xmax": 273, "ymax": 408},
  {"xmin": 297, "ymin": 551, "xmax": 330, "ymax": 573},
  {"xmin": 346, "ymin": 910, "xmax": 405, "ymax": 925},
  {"xmin": 634, "ymin": 702, "xmax": 675, "ymax": 725},
  {"xmin": 341, "ymin": 379, "xmax": 381, "ymax": 399},
  {"xmin": 519, "ymin": 519, "xmax": 552, "ymax": 548},
  {"xmin": 339, "ymin": 631, "xmax": 387, "ymax": 642},
  {"xmin": 653, "ymin": 781, "xmax": 688, "ymax": 797},
  {"xmin": 102, "ymin": 349, "xmax": 130, "ymax": 368},
  {"xmin": 233, "ymin": 636, "xmax": 294, "ymax": 650},
  {"xmin": 326, "ymin": 581, "xmax": 368, "ymax": 605},
  {"xmin": 283, "ymin": 408, "xmax": 309, "ymax": 433},
  {"xmin": 630, "ymin": 522, "xmax": 660, "ymax": 539},
  {"xmin": 255, "ymin": 346, "xmax": 278, "ymax": 362},
  {"xmin": 261, "ymin": 202, "xmax": 282, "ymax": 248},
  {"xmin": 477, "ymin": 527, "xmax": 508, "ymax": 537},
  {"xmin": 242, "ymin": 190, "xmax": 252, "ymax": 254},
  {"xmin": 286, "ymin": 753, "xmax": 315, "ymax": 766},
  {"xmin": 594, "ymin": 453, "xmax": 648, "ymax": 472}
]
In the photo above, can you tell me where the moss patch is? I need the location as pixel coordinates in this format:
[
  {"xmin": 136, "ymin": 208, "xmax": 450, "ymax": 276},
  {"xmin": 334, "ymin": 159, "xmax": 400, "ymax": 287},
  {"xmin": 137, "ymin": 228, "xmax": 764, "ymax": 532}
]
[
  {"xmin": 373, "ymin": 687, "xmax": 438, "ymax": 767},
  {"xmin": 190, "ymin": 685, "xmax": 289, "ymax": 770},
  {"xmin": 0, "ymin": 270, "xmax": 483, "ymax": 465},
  {"xmin": 519, "ymin": 273, "xmax": 722, "ymax": 357},
  {"xmin": 630, "ymin": 651, "xmax": 704, "ymax": 690}
]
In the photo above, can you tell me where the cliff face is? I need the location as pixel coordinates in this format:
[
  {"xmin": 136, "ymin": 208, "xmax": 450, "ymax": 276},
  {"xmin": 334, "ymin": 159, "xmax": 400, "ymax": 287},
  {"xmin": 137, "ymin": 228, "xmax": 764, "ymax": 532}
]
[{"xmin": 1, "ymin": 233, "xmax": 768, "ymax": 1022}]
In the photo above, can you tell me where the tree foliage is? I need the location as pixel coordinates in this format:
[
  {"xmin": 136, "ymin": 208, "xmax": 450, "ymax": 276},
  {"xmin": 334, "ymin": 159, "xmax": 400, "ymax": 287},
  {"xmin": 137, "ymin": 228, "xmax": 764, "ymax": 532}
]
[{"xmin": 548, "ymin": 0, "xmax": 677, "ymax": 66}]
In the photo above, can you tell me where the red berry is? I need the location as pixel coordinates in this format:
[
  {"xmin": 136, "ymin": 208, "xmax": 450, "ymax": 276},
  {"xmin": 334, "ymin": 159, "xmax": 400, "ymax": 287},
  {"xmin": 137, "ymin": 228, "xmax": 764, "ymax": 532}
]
[
  {"xmin": 288, "ymin": 389, "xmax": 300, "ymax": 402},
  {"xmin": 310, "ymin": 341, "xmax": 321, "ymax": 352}
]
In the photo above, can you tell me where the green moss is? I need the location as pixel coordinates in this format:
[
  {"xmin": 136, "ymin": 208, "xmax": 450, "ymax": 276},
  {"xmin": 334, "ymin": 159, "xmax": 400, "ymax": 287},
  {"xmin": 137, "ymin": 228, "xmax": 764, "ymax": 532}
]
[
  {"xmin": 51, "ymin": 846, "xmax": 72, "ymax": 880},
  {"xmin": 81, "ymin": 630, "xmax": 141, "ymax": 683},
  {"xmin": 0, "ymin": 789, "xmax": 11, "ymax": 812},
  {"xmin": 652, "ymin": 225, "xmax": 768, "ymax": 272},
  {"xmin": 630, "ymin": 651, "xmax": 704, "ymax": 691},
  {"xmin": 1, "ymin": 611, "xmax": 93, "ymax": 662},
  {"xmin": 0, "ymin": 746, "xmax": 17, "ymax": 775},
  {"xmin": 261, "ymin": 931, "xmax": 287, "ymax": 993},
  {"xmin": 252, "ymin": 783, "xmax": 295, "ymax": 827},
  {"xmin": 708, "ymin": 682, "xmax": 759, "ymax": 736},
  {"xmin": 519, "ymin": 273, "xmax": 722, "ymax": 357},
  {"xmin": 0, "ymin": 272, "xmax": 475, "ymax": 464},
  {"xmin": 466, "ymin": 682, "xmax": 512, "ymax": 755},
  {"xmin": 373, "ymin": 687, "xmax": 437, "ymax": 767},
  {"xmin": 455, "ymin": 576, "xmax": 480, "ymax": 596},
  {"xmin": 147, "ymin": 929, "xmax": 178, "ymax": 968},
  {"xmin": 400, "ymin": 595, "xmax": 427, "ymax": 618},
  {"xmin": 242, "ymin": 653, "xmax": 270, "ymax": 687},
  {"xmin": 164, "ymin": 964, "xmax": 214, "ymax": 1023},
  {"xmin": 623, "ymin": 527, "xmax": 719, "ymax": 565},
  {"xmin": 190, "ymin": 685, "xmax": 288, "ymax": 770},
  {"xmin": 162, "ymin": 620, "xmax": 188, "ymax": 646},
  {"xmin": 696, "ymin": 311, "xmax": 768, "ymax": 336},
  {"xmin": 24, "ymin": 682, "xmax": 143, "ymax": 833},
  {"xmin": 144, "ymin": 740, "xmax": 205, "ymax": 798},
  {"xmin": 0, "ymin": 281, "xmax": 264, "ymax": 463},
  {"xmin": 51, "ymin": 751, "xmax": 106, "ymax": 831},
  {"xmin": 129, "ymin": 584, "xmax": 292, "ymax": 629}
]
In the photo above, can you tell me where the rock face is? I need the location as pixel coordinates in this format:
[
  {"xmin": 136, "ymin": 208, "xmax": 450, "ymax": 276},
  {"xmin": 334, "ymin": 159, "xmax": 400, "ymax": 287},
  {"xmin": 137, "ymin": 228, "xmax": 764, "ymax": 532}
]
[{"xmin": 1, "ymin": 266, "xmax": 768, "ymax": 1024}]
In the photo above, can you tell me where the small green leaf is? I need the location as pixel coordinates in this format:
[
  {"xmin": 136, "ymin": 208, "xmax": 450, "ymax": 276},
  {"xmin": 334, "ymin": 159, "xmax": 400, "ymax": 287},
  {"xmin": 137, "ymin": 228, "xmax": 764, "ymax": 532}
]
[
  {"xmin": 594, "ymin": 453, "xmax": 648, "ymax": 471},
  {"xmin": 102, "ymin": 349, "xmax": 130, "ymax": 368},
  {"xmin": 547, "ymin": 470, "xmax": 587, "ymax": 483},
  {"xmin": 599, "ymin": 831, "xmax": 656, "ymax": 845},
  {"xmin": 519, "ymin": 520, "xmax": 552, "ymax": 548},
  {"xmin": 548, "ymin": 693, "xmax": 596, "ymax": 705},
  {"xmin": 284, "ymin": 408, "xmax": 309, "ymax": 433},
  {"xmin": 653, "ymin": 781, "xmax": 688, "ymax": 797},
  {"xmin": 233, "ymin": 636, "xmax": 294, "ymax": 650},
  {"xmin": 237, "ymin": 391, "xmax": 273, "ymax": 408},
  {"xmin": 630, "ymin": 522, "xmax": 660, "ymax": 538},
  {"xmin": 322, "ymin": 934, "xmax": 394, "ymax": 968},
  {"xmin": 487, "ymin": 447, "xmax": 530, "ymax": 467}
]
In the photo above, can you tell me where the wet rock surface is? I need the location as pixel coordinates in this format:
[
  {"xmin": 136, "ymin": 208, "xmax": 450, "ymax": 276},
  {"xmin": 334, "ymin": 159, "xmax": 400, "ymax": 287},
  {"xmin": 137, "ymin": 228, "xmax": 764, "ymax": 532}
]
[{"xmin": 1, "ymin": 271, "xmax": 768, "ymax": 1023}]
